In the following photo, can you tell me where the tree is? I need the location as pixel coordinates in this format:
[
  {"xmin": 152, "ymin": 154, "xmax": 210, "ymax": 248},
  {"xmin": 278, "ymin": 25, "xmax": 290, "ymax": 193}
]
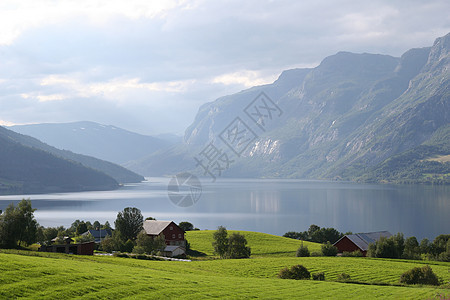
[
  {"xmin": 179, "ymin": 221, "xmax": 194, "ymax": 231},
  {"xmin": 403, "ymin": 237, "xmax": 420, "ymax": 259},
  {"xmin": 93, "ymin": 221, "xmax": 101, "ymax": 230},
  {"xmin": 296, "ymin": 242, "xmax": 310, "ymax": 257},
  {"xmin": 103, "ymin": 221, "xmax": 112, "ymax": 229},
  {"xmin": 114, "ymin": 207, "xmax": 143, "ymax": 242},
  {"xmin": 212, "ymin": 226, "xmax": 229, "ymax": 258},
  {"xmin": 133, "ymin": 231, "xmax": 165, "ymax": 255},
  {"xmin": 38, "ymin": 226, "xmax": 59, "ymax": 246},
  {"xmin": 321, "ymin": 241, "xmax": 338, "ymax": 256},
  {"xmin": 76, "ymin": 222, "xmax": 88, "ymax": 236},
  {"xmin": 0, "ymin": 199, "xmax": 38, "ymax": 248},
  {"xmin": 77, "ymin": 233, "xmax": 95, "ymax": 243},
  {"xmin": 227, "ymin": 233, "xmax": 251, "ymax": 259}
]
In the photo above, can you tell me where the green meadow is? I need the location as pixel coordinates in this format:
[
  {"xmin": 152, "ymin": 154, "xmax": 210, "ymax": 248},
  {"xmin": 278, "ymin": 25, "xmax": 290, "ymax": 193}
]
[{"xmin": 0, "ymin": 231, "xmax": 448, "ymax": 299}]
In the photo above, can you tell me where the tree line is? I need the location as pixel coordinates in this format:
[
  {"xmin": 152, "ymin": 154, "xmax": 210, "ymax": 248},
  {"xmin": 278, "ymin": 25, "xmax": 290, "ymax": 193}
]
[{"xmin": 0, "ymin": 200, "xmax": 198, "ymax": 257}]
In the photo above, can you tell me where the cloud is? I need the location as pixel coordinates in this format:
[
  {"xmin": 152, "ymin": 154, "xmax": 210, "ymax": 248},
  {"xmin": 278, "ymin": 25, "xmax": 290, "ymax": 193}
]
[{"xmin": 0, "ymin": 0, "xmax": 449, "ymax": 134}]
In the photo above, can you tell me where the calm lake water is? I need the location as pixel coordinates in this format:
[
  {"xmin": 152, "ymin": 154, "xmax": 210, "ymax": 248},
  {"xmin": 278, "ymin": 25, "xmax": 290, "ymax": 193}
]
[{"xmin": 0, "ymin": 178, "xmax": 448, "ymax": 240}]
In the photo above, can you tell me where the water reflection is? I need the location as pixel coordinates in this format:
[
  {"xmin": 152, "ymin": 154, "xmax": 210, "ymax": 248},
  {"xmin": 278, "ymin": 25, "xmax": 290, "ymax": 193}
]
[{"xmin": 0, "ymin": 178, "xmax": 448, "ymax": 240}]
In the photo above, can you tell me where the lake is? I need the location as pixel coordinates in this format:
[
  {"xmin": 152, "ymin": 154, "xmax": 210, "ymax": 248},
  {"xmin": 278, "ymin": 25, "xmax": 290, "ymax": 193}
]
[{"xmin": 0, "ymin": 178, "xmax": 448, "ymax": 240}]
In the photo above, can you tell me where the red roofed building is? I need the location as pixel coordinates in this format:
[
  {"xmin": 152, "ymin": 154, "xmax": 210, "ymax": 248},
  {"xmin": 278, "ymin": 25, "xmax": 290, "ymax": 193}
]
[{"xmin": 333, "ymin": 231, "xmax": 392, "ymax": 256}]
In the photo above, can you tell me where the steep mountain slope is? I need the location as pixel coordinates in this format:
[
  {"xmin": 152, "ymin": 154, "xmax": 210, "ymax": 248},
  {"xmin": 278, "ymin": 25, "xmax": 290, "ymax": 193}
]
[
  {"xmin": 1, "ymin": 127, "xmax": 144, "ymax": 184},
  {"xmin": 0, "ymin": 126, "xmax": 118, "ymax": 194},
  {"xmin": 126, "ymin": 33, "xmax": 450, "ymax": 184},
  {"xmin": 10, "ymin": 121, "xmax": 171, "ymax": 165}
]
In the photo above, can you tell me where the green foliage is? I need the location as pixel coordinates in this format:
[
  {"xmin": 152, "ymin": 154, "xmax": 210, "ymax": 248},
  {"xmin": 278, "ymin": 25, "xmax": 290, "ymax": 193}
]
[
  {"xmin": 122, "ymin": 239, "xmax": 135, "ymax": 253},
  {"xmin": 341, "ymin": 250, "xmax": 363, "ymax": 257},
  {"xmin": 212, "ymin": 226, "xmax": 229, "ymax": 258},
  {"xmin": 76, "ymin": 222, "xmax": 88, "ymax": 236},
  {"xmin": 312, "ymin": 272, "xmax": 325, "ymax": 281},
  {"xmin": 179, "ymin": 221, "xmax": 195, "ymax": 231},
  {"xmin": 227, "ymin": 233, "xmax": 251, "ymax": 259},
  {"xmin": 403, "ymin": 237, "xmax": 421, "ymax": 260},
  {"xmin": 399, "ymin": 265, "xmax": 440, "ymax": 286},
  {"xmin": 0, "ymin": 199, "xmax": 38, "ymax": 248},
  {"xmin": 296, "ymin": 242, "xmax": 310, "ymax": 257},
  {"xmin": 133, "ymin": 232, "xmax": 165, "ymax": 255},
  {"xmin": 114, "ymin": 207, "xmax": 143, "ymax": 242},
  {"xmin": 337, "ymin": 273, "xmax": 351, "ymax": 282},
  {"xmin": 284, "ymin": 225, "xmax": 344, "ymax": 244},
  {"xmin": 101, "ymin": 231, "xmax": 124, "ymax": 253},
  {"xmin": 321, "ymin": 242, "xmax": 338, "ymax": 257},
  {"xmin": 368, "ymin": 233, "xmax": 405, "ymax": 259},
  {"xmin": 76, "ymin": 233, "xmax": 95, "ymax": 244},
  {"xmin": 278, "ymin": 265, "xmax": 310, "ymax": 280}
]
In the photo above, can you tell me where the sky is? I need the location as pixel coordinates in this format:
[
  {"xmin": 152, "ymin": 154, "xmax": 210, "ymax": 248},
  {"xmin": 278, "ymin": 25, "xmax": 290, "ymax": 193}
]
[{"xmin": 0, "ymin": 0, "xmax": 449, "ymax": 135}]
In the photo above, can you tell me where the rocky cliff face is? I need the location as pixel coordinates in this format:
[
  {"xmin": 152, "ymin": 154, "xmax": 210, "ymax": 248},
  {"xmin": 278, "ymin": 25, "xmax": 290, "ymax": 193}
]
[{"xmin": 127, "ymin": 33, "xmax": 450, "ymax": 183}]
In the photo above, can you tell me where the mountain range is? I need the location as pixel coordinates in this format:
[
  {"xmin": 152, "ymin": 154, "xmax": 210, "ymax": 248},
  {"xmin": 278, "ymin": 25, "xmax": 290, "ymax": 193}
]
[
  {"xmin": 10, "ymin": 121, "xmax": 173, "ymax": 165},
  {"xmin": 126, "ymin": 32, "xmax": 450, "ymax": 184}
]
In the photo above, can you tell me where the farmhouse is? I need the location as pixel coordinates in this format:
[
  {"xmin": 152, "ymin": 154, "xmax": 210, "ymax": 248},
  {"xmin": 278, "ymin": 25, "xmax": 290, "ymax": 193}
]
[
  {"xmin": 333, "ymin": 231, "xmax": 392, "ymax": 256},
  {"xmin": 82, "ymin": 228, "xmax": 112, "ymax": 243},
  {"xmin": 143, "ymin": 220, "xmax": 186, "ymax": 257}
]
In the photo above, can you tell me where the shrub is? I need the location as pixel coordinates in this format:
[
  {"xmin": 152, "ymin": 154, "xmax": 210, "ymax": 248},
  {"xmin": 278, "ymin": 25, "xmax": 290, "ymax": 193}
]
[
  {"xmin": 310, "ymin": 251, "xmax": 322, "ymax": 257},
  {"xmin": 296, "ymin": 243, "xmax": 310, "ymax": 257},
  {"xmin": 113, "ymin": 253, "xmax": 129, "ymax": 258},
  {"xmin": 278, "ymin": 265, "xmax": 311, "ymax": 280},
  {"xmin": 321, "ymin": 242, "xmax": 338, "ymax": 256},
  {"xmin": 342, "ymin": 250, "xmax": 363, "ymax": 257},
  {"xmin": 312, "ymin": 272, "xmax": 325, "ymax": 281},
  {"xmin": 337, "ymin": 273, "xmax": 351, "ymax": 282},
  {"xmin": 399, "ymin": 265, "xmax": 440, "ymax": 286}
]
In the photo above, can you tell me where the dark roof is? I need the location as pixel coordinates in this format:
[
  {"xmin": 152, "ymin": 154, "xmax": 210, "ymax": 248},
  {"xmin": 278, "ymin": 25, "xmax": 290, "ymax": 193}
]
[
  {"xmin": 143, "ymin": 220, "xmax": 183, "ymax": 235},
  {"xmin": 334, "ymin": 231, "xmax": 392, "ymax": 251},
  {"xmin": 82, "ymin": 229, "xmax": 112, "ymax": 239}
]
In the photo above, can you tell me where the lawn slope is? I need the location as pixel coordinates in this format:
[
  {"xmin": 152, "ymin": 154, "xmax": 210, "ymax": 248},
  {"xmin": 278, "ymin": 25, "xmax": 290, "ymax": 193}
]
[
  {"xmin": 0, "ymin": 251, "xmax": 449, "ymax": 299},
  {"xmin": 186, "ymin": 230, "xmax": 322, "ymax": 257}
]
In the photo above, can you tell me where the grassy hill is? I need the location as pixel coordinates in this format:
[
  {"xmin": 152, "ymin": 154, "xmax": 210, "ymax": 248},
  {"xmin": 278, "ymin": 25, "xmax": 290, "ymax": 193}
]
[
  {"xmin": 0, "ymin": 249, "xmax": 449, "ymax": 299},
  {"xmin": 186, "ymin": 230, "xmax": 322, "ymax": 257}
]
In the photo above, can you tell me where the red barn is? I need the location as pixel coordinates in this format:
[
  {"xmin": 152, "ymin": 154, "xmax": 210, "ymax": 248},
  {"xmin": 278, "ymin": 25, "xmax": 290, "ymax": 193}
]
[
  {"xmin": 333, "ymin": 231, "xmax": 392, "ymax": 256},
  {"xmin": 143, "ymin": 220, "xmax": 186, "ymax": 248}
]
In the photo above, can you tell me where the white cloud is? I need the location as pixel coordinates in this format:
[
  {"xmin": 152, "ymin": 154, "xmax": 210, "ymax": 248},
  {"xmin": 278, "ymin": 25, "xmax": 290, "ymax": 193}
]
[{"xmin": 211, "ymin": 70, "xmax": 277, "ymax": 87}]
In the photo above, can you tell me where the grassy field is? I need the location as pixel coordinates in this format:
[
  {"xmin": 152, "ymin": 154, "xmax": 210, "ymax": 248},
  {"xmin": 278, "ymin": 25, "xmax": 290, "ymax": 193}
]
[
  {"xmin": 0, "ymin": 231, "xmax": 449, "ymax": 299},
  {"xmin": 185, "ymin": 230, "xmax": 322, "ymax": 257}
]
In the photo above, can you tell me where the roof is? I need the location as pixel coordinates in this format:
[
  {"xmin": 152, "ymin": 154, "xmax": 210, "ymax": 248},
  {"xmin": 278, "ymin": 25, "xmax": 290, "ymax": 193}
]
[
  {"xmin": 51, "ymin": 236, "xmax": 73, "ymax": 242},
  {"xmin": 334, "ymin": 231, "xmax": 392, "ymax": 251},
  {"xmin": 164, "ymin": 245, "xmax": 183, "ymax": 252},
  {"xmin": 82, "ymin": 229, "xmax": 112, "ymax": 239},
  {"xmin": 142, "ymin": 220, "xmax": 173, "ymax": 235}
]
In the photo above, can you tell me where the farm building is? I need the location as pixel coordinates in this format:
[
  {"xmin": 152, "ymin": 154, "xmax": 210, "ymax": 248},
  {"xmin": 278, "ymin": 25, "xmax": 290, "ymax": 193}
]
[
  {"xmin": 82, "ymin": 229, "xmax": 112, "ymax": 243},
  {"xmin": 143, "ymin": 220, "xmax": 186, "ymax": 250},
  {"xmin": 333, "ymin": 231, "xmax": 392, "ymax": 256},
  {"xmin": 161, "ymin": 245, "xmax": 186, "ymax": 258},
  {"xmin": 39, "ymin": 241, "xmax": 94, "ymax": 255}
]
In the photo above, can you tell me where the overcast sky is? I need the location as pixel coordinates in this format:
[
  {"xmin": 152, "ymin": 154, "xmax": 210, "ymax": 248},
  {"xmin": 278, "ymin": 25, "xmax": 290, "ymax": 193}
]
[{"xmin": 0, "ymin": 0, "xmax": 449, "ymax": 135}]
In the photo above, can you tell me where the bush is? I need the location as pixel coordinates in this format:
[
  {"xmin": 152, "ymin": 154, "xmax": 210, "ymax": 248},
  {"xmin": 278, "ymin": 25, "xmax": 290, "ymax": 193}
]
[
  {"xmin": 312, "ymin": 272, "xmax": 325, "ymax": 281},
  {"xmin": 278, "ymin": 265, "xmax": 311, "ymax": 280},
  {"xmin": 113, "ymin": 253, "xmax": 129, "ymax": 258},
  {"xmin": 342, "ymin": 250, "xmax": 363, "ymax": 257},
  {"xmin": 321, "ymin": 242, "xmax": 338, "ymax": 256},
  {"xmin": 296, "ymin": 243, "xmax": 310, "ymax": 257},
  {"xmin": 337, "ymin": 273, "xmax": 351, "ymax": 282},
  {"xmin": 399, "ymin": 265, "xmax": 440, "ymax": 286},
  {"xmin": 310, "ymin": 251, "xmax": 322, "ymax": 257}
]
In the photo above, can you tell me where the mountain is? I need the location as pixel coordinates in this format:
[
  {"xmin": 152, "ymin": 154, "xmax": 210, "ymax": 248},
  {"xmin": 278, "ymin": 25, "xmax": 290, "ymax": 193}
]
[
  {"xmin": 0, "ymin": 126, "xmax": 118, "ymax": 194},
  {"xmin": 0, "ymin": 127, "xmax": 144, "ymax": 184},
  {"xmin": 128, "ymin": 32, "xmax": 450, "ymax": 184},
  {"xmin": 10, "ymin": 121, "xmax": 171, "ymax": 165}
]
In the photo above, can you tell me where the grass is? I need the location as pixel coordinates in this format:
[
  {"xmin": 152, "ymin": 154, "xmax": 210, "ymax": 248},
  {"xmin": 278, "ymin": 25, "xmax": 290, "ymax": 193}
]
[
  {"xmin": 0, "ymin": 230, "xmax": 449, "ymax": 299},
  {"xmin": 426, "ymin": 155, "xmax": 450, "ymax": 163},
  {"xmin": 186, "ymin": 230, "xmax": 322, "ymax": 257}
]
